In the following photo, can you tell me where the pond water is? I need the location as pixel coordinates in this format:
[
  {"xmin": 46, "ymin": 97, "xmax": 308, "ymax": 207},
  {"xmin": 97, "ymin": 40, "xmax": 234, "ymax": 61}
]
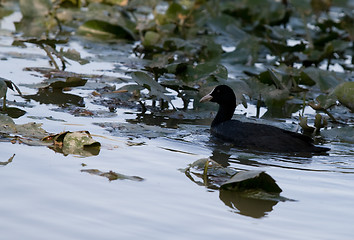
[{"xmin": 1, "ymin": 11, "xmax": 354, "ymax": 240}]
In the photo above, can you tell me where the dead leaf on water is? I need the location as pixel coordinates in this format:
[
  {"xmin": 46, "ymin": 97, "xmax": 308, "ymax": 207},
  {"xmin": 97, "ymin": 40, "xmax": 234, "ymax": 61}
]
[
  {"xmin": 81, "ymin": 169, "xmax": 144, "ymax": 182},
  {"xmin": 0, "ymin": 154, "xmax": 15, "ymax": 166},
  {"xmin": 43, "ymin": 131, "xmax": 101, "ymax": 156}
]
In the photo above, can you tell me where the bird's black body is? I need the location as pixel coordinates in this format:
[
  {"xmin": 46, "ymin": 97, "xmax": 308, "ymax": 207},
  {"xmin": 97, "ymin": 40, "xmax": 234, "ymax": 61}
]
[{"xmin": 200, "ymin": 85, "xmax": 329, "ymax": 153}]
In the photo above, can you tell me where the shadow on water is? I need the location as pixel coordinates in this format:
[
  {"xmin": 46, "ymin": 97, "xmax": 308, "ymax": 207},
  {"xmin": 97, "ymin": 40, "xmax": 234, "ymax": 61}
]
[
  {"xmin": 126, "ymin": 112, "xmax": 200, "ymax": 128},
  {"xmin": 24, "ymin": 88, "xmax": 85, "ymax": 106},
  {"xmin": 207, "ymin": 138, "xmax": 316, "ymax": 168},
  {"xmin": 0, "ymin": 107, "xmax": 26, "ymax": 118}
]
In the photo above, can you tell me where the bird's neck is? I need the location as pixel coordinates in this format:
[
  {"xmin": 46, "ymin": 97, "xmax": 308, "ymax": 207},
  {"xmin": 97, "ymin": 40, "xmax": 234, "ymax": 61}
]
[{"xmin": 211, "ymin": 104, "xmax": 235, "ymax": 127}]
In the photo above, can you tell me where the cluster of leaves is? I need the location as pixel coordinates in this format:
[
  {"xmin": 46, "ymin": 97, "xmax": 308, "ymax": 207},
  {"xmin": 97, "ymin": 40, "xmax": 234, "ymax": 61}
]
[
  {"xmin": 3, "ymin": 0, "xmax": 353, "ymax": 123},
  {"xmin": 73, "ymin": 1, "xmax": 353, "ymax": 117}
]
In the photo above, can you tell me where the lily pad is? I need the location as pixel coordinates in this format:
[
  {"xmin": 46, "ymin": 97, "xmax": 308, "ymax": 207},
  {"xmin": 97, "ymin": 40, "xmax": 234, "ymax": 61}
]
[
  {"xmin": 19, "ymin": 0, "xmax": 52, "ymax": 18},
  {"xmin": 0, "ymin": 115, "xmax": 48, "ymax": 140},
  {"xmin": 77, "ymin": 20, "xmax": 136, "ymax": 40},
  {"xmin": 333, "ymin": 82, "xmax": 354, "ymax": 111},
  {"xmin": 131, "ymin": 71, "xmax": 173, "ymax": 105},
  {"xmin": 302, "ymin": 67, "xmax": 345, "ymax": 93},
  {"xmin": 43, "ymin": 131, "xmax": 101, "ymax": 156},
  {"xmin": 60, "ymin": 48, "xmax": 90, "ymax": 65},
  {"xmin": 183, "ymin": 158, "xmax": 282, "ymax": 193},
  {"xmin": 220, "ymin": 170, "xmax": 282, "ymax": 193},
  {"xmin": 143, "ymin": 31, "xmax": 160, "ymax": 46},
  {"xmin": 321, "ymin": 127, "xmax": 354, "ymax": 143},
  {"xmin": 46, "ymin": 77, "xmax": 87, "ymax": 89}
]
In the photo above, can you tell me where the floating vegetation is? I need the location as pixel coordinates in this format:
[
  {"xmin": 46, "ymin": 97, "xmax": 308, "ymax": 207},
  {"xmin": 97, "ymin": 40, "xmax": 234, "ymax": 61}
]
[
  {"xmin": 0, "ymin": 1, "xmax": 353, "ymax": 156},
  {"xmin": 183, "ymin": 158, "xmax": 283, "ymax": 192},
  {"xmin": 182, "ymin": 157, "xmax": 292, "ymax": 218},
  {"xmin": 0, "ymin": 154, "xmax": 15, "ymax": 166},
  {"xmin": 42, "ymin": 131, "xmax": 101, "ymax": 156},
  {"xmin": 81, "ymin": 168, "xmax": 144, "ymax": 182}
]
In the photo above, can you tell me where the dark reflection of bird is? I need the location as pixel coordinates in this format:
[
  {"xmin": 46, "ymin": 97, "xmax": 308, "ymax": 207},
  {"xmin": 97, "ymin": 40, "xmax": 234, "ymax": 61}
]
[{"xmin": 200, "ymin": 85, "xmax": 330, "ymax": 153}]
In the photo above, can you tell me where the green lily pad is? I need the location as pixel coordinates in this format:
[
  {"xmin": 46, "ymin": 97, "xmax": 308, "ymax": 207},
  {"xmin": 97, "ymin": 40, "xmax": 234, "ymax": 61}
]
[
  {"xmin": 143, "ymin": 31, "xmax": 160, "ymax": 46},
  {"xmin": 220, "ymin": 170, "xmax": 282, "ymax": 193},
  {"xmin": 333, "ymin": 82, "xmax": 354, "ymax": 111},
  {"xmin": 19, "ymin": 0, "xmax": 52, "ymax": 18},
  {"xmin": 131, "ymin": 71, "xmax": 173, "ymax": 105},
  {"xmin": 321, "ymin": 127, "xmax": 354, "ymax": 143},
  {"xmin": 60, "ymin": 48, "xmax": 90, "ymax": 65},
  {"xmin": 77, "ymin": 20, "xmax": 136, "ymax": 40},
  {"xmin": 312, "ymin": 94, "xmax": 337, "ymax": 110},
  {"xmin": 302, "ymin": 67, "xmax": 344, "ymax": 93},
  {"xmin": 0, "ymin": 114, "xmax": 48, "ymax": 140}
]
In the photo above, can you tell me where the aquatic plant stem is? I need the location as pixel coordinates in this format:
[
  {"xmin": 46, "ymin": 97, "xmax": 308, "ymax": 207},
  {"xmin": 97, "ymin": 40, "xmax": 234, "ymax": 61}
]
[
  {"xmin": 203, "ymin": 159, "xmax": 209, "ymax": 186},
  {"xmin": 2, "ymin": 93, "xmax": 6, "ymax": 111},
  {"xmin": 40, "ymin": 44, "xmax": 60, "ymax": 70}
]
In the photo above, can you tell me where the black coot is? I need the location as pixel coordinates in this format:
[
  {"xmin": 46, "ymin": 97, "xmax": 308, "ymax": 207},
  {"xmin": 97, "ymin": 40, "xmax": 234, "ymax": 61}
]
[{"xmin": 200, "ymin": 85, "xmax": 329, "ymax": 153}]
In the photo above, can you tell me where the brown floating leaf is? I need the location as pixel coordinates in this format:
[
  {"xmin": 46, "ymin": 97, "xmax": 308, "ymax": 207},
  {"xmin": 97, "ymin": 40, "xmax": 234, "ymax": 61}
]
[
  {"xmin": 81, "ymin": 169, "xmax": 144, "ymax": 182},
  {"xmin": 0, "ymin": 154, "xmax": 15, "ymax": 166},
  {"xmin": 43, "ymin": 131, "xmax": 101, "ymax": 156}
]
